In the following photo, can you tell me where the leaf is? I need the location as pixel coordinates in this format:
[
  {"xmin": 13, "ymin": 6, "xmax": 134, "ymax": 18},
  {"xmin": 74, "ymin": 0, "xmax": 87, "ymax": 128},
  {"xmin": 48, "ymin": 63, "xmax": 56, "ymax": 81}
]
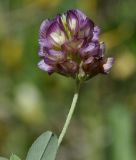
[
  {"xmin": 26, "ymin": 131, "xmax": 58, "ymax": 160},
  {"xmin": 0, "ymin": 157, "xmax": 8, "ymax": 160},
  {"xmin": 10, "ymin": 154, "xmax": 21, "ymax": 160}
]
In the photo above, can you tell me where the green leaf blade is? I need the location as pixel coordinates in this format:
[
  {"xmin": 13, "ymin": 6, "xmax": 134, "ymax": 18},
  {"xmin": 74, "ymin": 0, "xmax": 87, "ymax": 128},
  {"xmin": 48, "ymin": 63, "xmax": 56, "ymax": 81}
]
[
  {"xmin": 41, "ymin": 133, "xmax": 58, "ymax": 160},
  {"xmin": 26, "ymin": 131, "xmax": 58, "ymax": 160},
  {"xmin": 10, "ymin": 154, "xmax": 21, "ymax": 160}
]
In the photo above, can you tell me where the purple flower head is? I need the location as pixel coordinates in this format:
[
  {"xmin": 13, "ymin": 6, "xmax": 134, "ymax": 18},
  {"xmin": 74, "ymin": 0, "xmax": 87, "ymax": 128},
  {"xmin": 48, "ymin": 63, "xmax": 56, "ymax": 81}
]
[{"xmin": 38, "ymin": 9, "xmax": 114, "ymax": 81}]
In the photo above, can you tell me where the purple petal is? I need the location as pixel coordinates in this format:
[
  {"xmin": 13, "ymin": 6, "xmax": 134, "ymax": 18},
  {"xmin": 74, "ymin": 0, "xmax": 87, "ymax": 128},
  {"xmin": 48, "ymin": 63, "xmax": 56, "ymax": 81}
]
[
  {"xmin": 103, "ymin": 58, "xmax": 114, "ymax": 74},
  {"xmin": 80, "ymin": 43, "xmax": 95, "ymax": 55},
  {"xmin": 55, "ymin": 14, "xmax": 67, "ymax": 32},
  {"xmin": 38, "ymin": 46, "xmax": 48, "ymax": 57},
  {"xmin": 68, "ymin": 9, "xmax": 92, "ymax": 29},
  {"xmin": 80, "ymin": 42, "xmax": 100, "ymax": 58},
  {"xmin": 66, "ymin": 10, "xmax": 79, "ymax": 35},
  {"xmin": 77, "ymin": 18, "xmax": 94, "ymax": 39},
  {"xmin": 83, "ymin": 18, "xmax": 94, "ymax": 35},
  {"xmin": 72, "ymin": 9, "xmax": 87, "ymax": 24},
  {"xmin": 48, "ymin": 49, "xmax": 65, "ymax": 60},
  {"xmin": 84, "ymin": 56, "xmax": 94, "ymax": 65},
  {"xmin": 69, "ymin": 10, "xmax": 94, "ymax": 39},
  {"xmin": 44, "ymin": 49, "xmax": 65, "ymax": 65},
  {"xmin": 39, "ymin": 20, "xmax": 49, "ymax": 38},
  {"xmin": 62, "ymin": 39, "xmax": 84, "ymax": 53},
  {"xmin": 38, "ymin": 60, "xmax": 54, "ymax": 73},
  {"xmin": 57, "ymin": 60, "xmax": 78, "ymax": 76},
  {"xmin": 46, "ymin": 20, "xmax": 66, "ymax": 47},
  {"xmin": 92, "ymin": 26, "xmax": 100, "ymax": 42},
  {"xmin": 39, "ymin": 19, "xmax": 54, "ymax": 46}
]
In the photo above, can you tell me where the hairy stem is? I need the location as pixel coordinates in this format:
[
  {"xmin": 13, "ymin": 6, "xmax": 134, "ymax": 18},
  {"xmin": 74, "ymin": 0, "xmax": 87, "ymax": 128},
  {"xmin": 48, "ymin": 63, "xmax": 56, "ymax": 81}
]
[{"xmin": 58, "ymin": 81, "xmax": 81, "ymax": 147}]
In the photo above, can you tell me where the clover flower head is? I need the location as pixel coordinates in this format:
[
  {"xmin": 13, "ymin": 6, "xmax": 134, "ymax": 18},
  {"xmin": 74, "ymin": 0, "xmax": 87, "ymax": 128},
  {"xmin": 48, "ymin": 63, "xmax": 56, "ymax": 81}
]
[{"xmin": 38, "ymin": 9, "xmax": 114, "ymax": 81}]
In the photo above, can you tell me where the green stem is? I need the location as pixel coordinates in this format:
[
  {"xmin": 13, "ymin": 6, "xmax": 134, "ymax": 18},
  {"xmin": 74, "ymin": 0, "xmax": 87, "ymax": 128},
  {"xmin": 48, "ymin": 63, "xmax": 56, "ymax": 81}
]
[{"xmin": 58, "ymin": 81, "xmax": 81, "ymax": 147}]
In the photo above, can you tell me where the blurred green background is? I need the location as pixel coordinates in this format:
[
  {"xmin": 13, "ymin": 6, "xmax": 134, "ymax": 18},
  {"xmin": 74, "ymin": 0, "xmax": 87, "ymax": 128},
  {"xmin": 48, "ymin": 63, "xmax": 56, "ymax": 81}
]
[{"xmin": 0, "ymin": 0, "xmax": 136, "ymax": 160}]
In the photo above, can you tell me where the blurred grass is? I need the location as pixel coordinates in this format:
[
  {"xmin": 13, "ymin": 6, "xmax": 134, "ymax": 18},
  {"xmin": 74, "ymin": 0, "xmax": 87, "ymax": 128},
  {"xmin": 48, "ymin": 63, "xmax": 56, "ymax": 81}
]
[
  {"xmin": 108, "ymin": 105, "xmax": 135, "ymax": 160},
  {"xmin": 0, "ymin": 0, "xmax": 136, "ymax": 160}
]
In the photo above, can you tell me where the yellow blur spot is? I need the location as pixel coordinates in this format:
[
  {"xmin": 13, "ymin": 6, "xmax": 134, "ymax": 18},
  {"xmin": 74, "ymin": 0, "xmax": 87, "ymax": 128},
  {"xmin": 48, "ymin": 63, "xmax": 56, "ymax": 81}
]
[
  {"xmin": 112, "ymin": 51, "xmax": 136, "ymax": 80},
  {"xmin": 24, "ymin": 0, "xmax": 61, "ymax": 8},
  {"xmin": 78, "ymin": 0, "xmax": 98, "ymax": 14},
  {"xmin": 0, "ymin": 39, "xmax": 23, "ymax": 70},
  {"xmin": 38, "ymin": 0, "xmax": 60, "ymax": 8}
]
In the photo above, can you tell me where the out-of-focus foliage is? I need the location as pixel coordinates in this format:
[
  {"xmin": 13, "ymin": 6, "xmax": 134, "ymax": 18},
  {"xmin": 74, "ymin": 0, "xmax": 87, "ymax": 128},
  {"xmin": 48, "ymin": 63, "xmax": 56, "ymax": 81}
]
[{"xmin": 0, "ymin": 0, "xmax": 136, "ymax": 160}]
